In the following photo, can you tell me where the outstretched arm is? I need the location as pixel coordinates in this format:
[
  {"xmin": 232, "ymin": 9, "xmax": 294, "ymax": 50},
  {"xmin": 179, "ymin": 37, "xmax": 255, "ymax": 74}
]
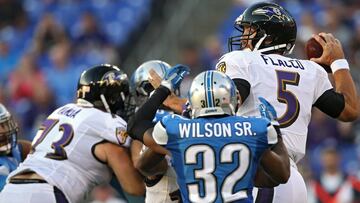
[
  {"xmin": 149, "ymin": 69, "xmax": 187, "ymax": 114},
  {"xmin": 95, "ymin": 142, "xmax": 145, "ymax": 196},
  {"xmin": 255, "ymin": 135, "xmax": 290, "ymax": 187},
  {"xmin": 255, "ymin": 97, "xmax": 290, "ymax": 187},
  {"xmin": 312, "ymin": 33, "xmax": 358, "ymax": 121}
]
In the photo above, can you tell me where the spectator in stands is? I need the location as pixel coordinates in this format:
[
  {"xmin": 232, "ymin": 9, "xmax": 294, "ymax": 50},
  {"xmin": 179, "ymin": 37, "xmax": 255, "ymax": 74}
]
[
  {"xmin": 7, "ymin": 53, "xmax": 52, "ymax": 138},
  {"xmin": 8, "ymin": 53, "xmax": 50, "ymax": 104},
  {"xmin": 0, "ymin": 40, "xmax": 18, "ymax": 83},
  {"xmin": 0, "ymin": 0, "xmax": 25, "ymax": 29},
  {"xmin": 32, "ymin": 13, "xmax": 68, "ymax": 56},
  {"xmin": 307, "ymin": 109, "xmax": 342, "ymax": 150},
  {"xmin": 74, "ymin": 12, "xmax": 108, "ymax": 52},
  {"xmin": 307, "ymin": 147, "xmax": 357, "ymax": 203},
  {"xmin": 74, "ymin": 12, "xmax": 116, "ymax": 66},
  {"xmin": 201, "ymin": 36, "xmax": 223, "ymax": 70},
  {"xmin": 44, "ymin": 42, "xmax": 80, "ymax": 107},
  {"xmin": 178, "ymin": 41, "xmax": 202, "ymax": 96}
]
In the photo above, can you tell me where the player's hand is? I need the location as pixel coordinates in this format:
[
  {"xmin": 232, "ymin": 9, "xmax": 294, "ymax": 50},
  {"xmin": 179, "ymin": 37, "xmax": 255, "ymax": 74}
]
[
  {"xmin": 258, "ymin": 97, "xmax": 278, "ymax": 122},
  {"xmin": 161, "ymin": 64, "xmax": 190, "ymax": 92},
  {"xmin": 148, "ymin": 69, "xmax": 162, "ymax": 89},
  {"xmin": 310, "ymin": 33, "xmax": 345, "ymax": 66}
]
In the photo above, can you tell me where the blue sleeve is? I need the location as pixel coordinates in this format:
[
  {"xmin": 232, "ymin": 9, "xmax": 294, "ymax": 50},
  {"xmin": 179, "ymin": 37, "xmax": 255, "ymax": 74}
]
[{"xmin": 0, "ymin": 175, "xmax": 7, "ymax": 191}]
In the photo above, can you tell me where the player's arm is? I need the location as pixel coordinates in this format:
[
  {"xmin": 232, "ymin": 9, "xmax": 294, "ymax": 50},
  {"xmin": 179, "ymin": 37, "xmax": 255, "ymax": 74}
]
[
  {"xmin": 136, "ymin": 122, "xmax": 170, "ymax": 177},
  {"xmin": 127, "ymin": 85, "xmax": 171, "ymax": 146},
  {"xmin": 255, "ymin": 97, "xmax": 290, "ymax": 186},
  {"xmin": 18, "ymin": 140, "xmax": 32, "ymax": 161},
  {"xmin": 135, "ymin": 141, "xmax": 168, "ymax": 177},
  {"xmin": 312, "ymin": 33, "xmax": 358, "ymax": 121},
  {"xmin": 149, "ymin": 69, "xmax": 187, "ymax": 114},
  {"xmin": 255, "ymin": 133, "xmax": 290, "ymax": 187},
  {"xmin": 94, "ymin": 142, "xmax": 145, "ymax": 196},
  {"xmin": 130, "ymin": 139, "xmax": 143, "ymax": 166}
]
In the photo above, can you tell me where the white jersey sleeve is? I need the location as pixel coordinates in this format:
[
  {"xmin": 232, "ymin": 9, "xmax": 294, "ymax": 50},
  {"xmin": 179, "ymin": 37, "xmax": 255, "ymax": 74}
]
[
  {"xmin": 152, "ymin": 121, "xmax": 168, "ymax": 145},
  {"xmin": 311, "ymin": 61, "xmax": 333, "ymax": 102},
  {"xmin": 82, "ymin": 112, "xmax": 130, "ymax": 147},
  {"xmin": 216, "ymin": 51, "xmax": 250, "ymax": 81}
]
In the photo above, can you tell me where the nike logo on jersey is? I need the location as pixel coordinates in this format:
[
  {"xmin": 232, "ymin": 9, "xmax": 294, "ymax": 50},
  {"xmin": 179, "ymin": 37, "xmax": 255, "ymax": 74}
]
[
  {"xmin": 261, "ymin": 54, "xmax": 304, "ymax": 70},
  {"xmin": 179, "ymin": 122, "xmax": 255, "ymax": 138}
]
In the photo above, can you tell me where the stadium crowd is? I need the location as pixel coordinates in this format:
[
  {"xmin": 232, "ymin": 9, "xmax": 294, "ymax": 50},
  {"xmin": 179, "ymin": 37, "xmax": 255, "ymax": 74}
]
[{"xmin": 0, "ymin": 0, "xmax": 359, "ymax": 202}]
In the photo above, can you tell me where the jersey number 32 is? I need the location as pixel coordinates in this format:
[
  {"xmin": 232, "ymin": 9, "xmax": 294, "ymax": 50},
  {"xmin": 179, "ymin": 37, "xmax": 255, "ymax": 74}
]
[{"xmin": 185, "ymin": 143, "xmax": 250, "ymax": 202}]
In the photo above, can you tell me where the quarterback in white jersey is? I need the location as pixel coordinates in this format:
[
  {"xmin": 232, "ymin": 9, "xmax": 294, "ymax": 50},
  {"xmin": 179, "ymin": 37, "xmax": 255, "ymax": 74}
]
[
  {"xmin": 218, "ymin": 2, "xmax": 358, "ymax": 203},
  {"xmin": 0, "ymin": 64, "xmax": 145, "ymax": 203}
]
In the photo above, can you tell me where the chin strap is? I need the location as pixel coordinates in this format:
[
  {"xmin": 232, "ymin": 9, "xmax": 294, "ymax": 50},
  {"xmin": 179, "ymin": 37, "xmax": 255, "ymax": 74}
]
[
  {"xmin": 253, "ymin": 34, "xmax": 267, "ymax": 51},
  {"xmin": 252, "ymin": 33, "xmax": 294, "ymax": 55}
]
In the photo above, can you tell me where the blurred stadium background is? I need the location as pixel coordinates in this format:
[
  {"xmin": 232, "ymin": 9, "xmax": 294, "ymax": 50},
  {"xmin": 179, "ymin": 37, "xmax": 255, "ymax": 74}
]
[{"xmin": 0, "ymin": 0, "xmax": 359, "ymax": 202}]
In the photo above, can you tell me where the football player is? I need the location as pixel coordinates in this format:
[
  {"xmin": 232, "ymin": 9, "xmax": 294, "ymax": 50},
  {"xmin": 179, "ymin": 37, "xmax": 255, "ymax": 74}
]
[
  {"xmin": 217, "ymin": 2, "xmax": 359, "ymax": 203},
  {"xmin": 0, "ymin": 64, "xmax": 145, "ymax": 203},
  {"xmin": 129, "ymin": 69, "xmax": 291, "ymax": 202},
  {"xmin": 0, "ymin": 103, "xmax": 31, "ymax": 191},
  {"xmin": 130, "ymin": 60, "xmax": 180, "ymax": 203}
]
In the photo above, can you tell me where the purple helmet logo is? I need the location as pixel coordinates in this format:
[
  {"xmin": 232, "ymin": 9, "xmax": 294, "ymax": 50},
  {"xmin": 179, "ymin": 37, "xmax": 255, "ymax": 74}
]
[{"xmin": 252, "ymin": 6, "xmax": 289, "ymax": 21}]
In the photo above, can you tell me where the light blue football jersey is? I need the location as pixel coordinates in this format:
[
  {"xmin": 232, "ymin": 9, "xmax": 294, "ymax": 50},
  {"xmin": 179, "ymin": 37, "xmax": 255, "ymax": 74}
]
[
  {"xmin": 153, "ymin": 114, "xmax": 277, "ymax": 203},
  {"xmin": 0, "ymin": 144, "xmax": 22, "ymax": 191}
]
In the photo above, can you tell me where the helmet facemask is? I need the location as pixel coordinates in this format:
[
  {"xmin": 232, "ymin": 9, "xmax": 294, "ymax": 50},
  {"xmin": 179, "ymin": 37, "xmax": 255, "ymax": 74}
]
[
  {"xmin": 134, "ymin": 81, "xmax": 154, "ymax": 107},
  {"xmin": 98, "ymin": 72, "xmax": 130, "ymax": 116},
  {"xmin": 0, "ymin": 116, "xmax": 18, "ymax": 156},
  {"xmin": 228, "ymin": 22, "xmax": 264, "ymax": 51}
]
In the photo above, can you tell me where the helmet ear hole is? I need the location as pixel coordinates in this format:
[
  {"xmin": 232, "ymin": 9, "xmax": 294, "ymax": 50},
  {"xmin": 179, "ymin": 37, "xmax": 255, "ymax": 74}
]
[{"xmin": 264, "ymin": 35, "xmax": 274, "ymax": 45}]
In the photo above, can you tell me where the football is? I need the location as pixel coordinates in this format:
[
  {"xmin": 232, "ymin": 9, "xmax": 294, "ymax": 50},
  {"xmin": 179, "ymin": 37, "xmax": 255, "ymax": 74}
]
[
  {"xmin": 305, "ymin": 38, "xmax": 323, "ymax": 59},
  {"xmin": 305, "ymin": 37, "xmax": 332, "ymax": 73}
]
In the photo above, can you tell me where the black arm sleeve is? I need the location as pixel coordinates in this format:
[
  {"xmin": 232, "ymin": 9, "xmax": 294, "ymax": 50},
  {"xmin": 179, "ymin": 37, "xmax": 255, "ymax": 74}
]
[
  {"xmin": 232, "ymin": 78, "xmax": 251, "ymax": 102},
  {"xmin": 313, "ymin": 88, "xmax": 345, "ymax": 118},
  {"xmin": 127, "ymin": 86, "xmax": 171, "ymax": 142}
]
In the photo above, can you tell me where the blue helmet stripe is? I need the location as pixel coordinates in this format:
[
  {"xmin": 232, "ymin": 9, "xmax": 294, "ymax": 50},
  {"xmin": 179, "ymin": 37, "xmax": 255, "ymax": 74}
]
[
  {"xmin": 203, "ymin": 71, "xmax": 209, "ymax": 107},
  {"xmin": 159, "ymin": 62, "xmax": 167, "ymax": 76},
  {"xmin": 210, "ymin": 71, "xmax": 215, "ymax": 107},
  {"xmin": 206, "ymin": 71, "xmax": 213, "ymax": 107}
]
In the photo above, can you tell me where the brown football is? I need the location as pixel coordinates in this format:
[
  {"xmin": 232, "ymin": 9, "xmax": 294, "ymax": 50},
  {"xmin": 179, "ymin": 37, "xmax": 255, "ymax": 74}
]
[
  {"xmin": 305, "ymin": 38, "xmax": 323, "ymax": 59},
  {"xmin": 305, "ymin": 37, "xmax": 332, "ymax": 73}
]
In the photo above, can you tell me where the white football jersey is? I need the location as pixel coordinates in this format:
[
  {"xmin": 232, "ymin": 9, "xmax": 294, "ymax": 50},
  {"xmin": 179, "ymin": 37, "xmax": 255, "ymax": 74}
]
[
  {"xmin": 9, "ymin": 102, "xmax": 130, "ymax": 203},
  {"xmin": 217, "ymin": 50, "xmax": 333, "ymax": 162}
]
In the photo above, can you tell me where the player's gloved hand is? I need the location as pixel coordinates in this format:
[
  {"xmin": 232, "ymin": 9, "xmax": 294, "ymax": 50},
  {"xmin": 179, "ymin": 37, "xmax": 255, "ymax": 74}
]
[
  {"xmin": 258, "ymin": 97, "xmax": 278, "ymax": 124},
  {"xmin": 161, "ymin": 64, "xmax": 190, "ymax": 92}
]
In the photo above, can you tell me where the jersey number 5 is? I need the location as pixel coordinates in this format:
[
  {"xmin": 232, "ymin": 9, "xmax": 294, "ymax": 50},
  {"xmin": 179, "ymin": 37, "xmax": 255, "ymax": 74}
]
[
  {"xmin": 276, "ymin": 70, "xmax": 300, "ymax": 128},
  {"xmin": 32, "ymin": 119, "xmax": 74, "ymax": 160},
  {"xmin": 185, "ymin": 143, "xmax": 250, "ymax": 202}
]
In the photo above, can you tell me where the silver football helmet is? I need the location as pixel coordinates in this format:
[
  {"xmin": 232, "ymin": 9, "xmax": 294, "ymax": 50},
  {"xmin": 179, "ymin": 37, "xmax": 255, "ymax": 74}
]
[
  {"xmin": 131, "ymin": 60, "xmax": 171, "ymax": 106},
  {"xmin": 188, "ymin": 70, "xmax": 239, "ymax": 118},
  {"xmin": 0, "ymin": 104, "xmax": 18, "ymax": 155}
]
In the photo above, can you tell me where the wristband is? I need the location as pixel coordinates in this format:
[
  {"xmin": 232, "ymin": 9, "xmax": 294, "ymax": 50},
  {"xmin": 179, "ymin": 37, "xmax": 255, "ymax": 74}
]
[{"xmin": 330, "ymin": 59, "xmax": 349, "ymax": 73}]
